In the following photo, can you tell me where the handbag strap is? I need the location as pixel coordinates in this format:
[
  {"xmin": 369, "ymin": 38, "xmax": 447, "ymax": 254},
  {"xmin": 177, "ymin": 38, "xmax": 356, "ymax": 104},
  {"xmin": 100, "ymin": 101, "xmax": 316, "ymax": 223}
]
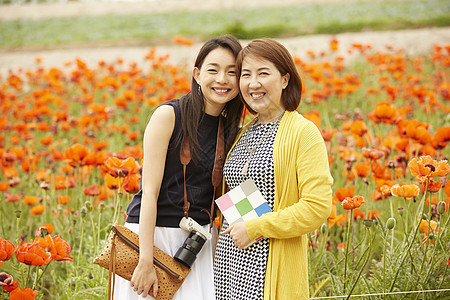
[{"xmin": 180, "ymin": 116, "xmax": 225, "ymax": 227}]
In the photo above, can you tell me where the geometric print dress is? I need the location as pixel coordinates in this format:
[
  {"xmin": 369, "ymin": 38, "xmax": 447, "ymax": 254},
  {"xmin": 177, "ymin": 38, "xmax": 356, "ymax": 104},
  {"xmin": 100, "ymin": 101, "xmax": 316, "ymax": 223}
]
[{"xmin": 214, "ymin": 119, "xmax": 280, "ymax": 300}]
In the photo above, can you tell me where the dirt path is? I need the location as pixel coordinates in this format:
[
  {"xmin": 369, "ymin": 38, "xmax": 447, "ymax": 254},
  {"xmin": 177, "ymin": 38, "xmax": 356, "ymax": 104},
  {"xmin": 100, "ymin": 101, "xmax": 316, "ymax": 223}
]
[
  {"xmin": 0, "ymin": 1, "xmax": 449, "ymax": 75},
  {"xmin": 1, "ymin": 27, "xmax": 449, "ymax": 76}
]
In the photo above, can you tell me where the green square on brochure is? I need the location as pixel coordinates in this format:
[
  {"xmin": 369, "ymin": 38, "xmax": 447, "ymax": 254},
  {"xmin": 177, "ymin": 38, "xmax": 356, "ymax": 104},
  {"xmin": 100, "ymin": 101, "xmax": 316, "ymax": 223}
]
[{"xmin": 235, "ymin": 197, "xmax": 253, "ymax": 216}]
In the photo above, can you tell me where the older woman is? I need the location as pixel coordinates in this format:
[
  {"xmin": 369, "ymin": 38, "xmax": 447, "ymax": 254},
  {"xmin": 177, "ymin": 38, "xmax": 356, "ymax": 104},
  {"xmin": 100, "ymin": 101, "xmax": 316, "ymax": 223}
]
[{"xmin": 214, "ymin": 38, "xmax": 333, "ymax": 300}]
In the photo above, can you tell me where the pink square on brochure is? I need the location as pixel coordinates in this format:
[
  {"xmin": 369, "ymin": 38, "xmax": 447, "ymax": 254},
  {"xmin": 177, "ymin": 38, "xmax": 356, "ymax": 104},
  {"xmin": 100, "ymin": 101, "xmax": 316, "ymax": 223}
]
[{"xmin": 215, "ymin": 194, "xmax": 234, "ymax": 211}]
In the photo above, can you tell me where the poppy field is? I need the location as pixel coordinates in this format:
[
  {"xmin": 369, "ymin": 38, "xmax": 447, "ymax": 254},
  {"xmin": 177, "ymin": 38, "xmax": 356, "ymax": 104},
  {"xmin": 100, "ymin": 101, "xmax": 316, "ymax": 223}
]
[{"xmin": 0, "ymin": 38, "xmax": 449, "ymax": 299}]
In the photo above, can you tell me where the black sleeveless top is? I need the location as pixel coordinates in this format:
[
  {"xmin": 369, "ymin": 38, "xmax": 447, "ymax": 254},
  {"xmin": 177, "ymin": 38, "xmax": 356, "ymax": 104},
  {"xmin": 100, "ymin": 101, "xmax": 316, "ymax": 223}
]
[{"xmin": 126, "ymin": 99, "xmax": 220, "ymax": 227}]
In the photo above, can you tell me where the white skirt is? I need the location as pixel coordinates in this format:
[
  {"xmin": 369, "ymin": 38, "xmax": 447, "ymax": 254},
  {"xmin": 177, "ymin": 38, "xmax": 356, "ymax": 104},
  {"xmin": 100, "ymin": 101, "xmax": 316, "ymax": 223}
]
[{"xmin": 113, "ymin": 222, "xmax": 217, "ymax": 300}]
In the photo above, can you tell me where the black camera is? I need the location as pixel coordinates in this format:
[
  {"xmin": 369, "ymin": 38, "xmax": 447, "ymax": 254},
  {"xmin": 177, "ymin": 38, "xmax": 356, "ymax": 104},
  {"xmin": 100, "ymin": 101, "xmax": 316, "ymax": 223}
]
[{"xmin": 174, "ymin": 217, "xmax": 212, "ymax": 268}]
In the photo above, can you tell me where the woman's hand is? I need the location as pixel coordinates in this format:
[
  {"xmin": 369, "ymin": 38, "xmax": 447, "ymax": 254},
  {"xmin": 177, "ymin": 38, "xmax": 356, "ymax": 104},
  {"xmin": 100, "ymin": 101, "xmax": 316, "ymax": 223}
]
[
  {"xmin": 130, "ymin": 260, "xmax": 158, "ymax": 298},
  {"xmin": 222, "ymin": 221, "xmax": 251, "ymax": 250}
]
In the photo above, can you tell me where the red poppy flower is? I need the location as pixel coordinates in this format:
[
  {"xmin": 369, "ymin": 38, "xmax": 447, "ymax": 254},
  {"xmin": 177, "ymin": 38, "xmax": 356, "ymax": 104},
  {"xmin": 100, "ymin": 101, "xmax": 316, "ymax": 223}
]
[
  {"xmin": 16, "ymin": 242, "xmax": 52, "ymax": 266},
  {"xmin": 391, "ymin": 183, "xmax": 420, "ymax": 199},
  {"xmin": 0, "ymin": 238, "xmax": 15, "ymax": 261},
  {"xmin": 9, "ymin": 287, "xmax": 38, "ymax": 300},
  {"xmin": 342, "ymin": 195, "xmax": 366, "ymax": 210},
  {"xmin": 121, "ymin": 173, "xmax": 140, "ymax": 193},
  {"xmin": 408, "ymin": 155, "xmax": 450, "ymax": 182}
]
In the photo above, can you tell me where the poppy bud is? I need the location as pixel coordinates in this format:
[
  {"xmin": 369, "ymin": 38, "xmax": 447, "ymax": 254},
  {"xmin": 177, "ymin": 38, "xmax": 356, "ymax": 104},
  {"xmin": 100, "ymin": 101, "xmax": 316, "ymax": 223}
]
[
  {"xmin": 437, "ymin": 201, "xmax": 446, "ymax": 215},
  {"xmin": 15, "ymin": 210, "xmax": 21, "ymax": 219},
  {"xmin": 397, "ymin": 207, "xmax": 404, "ymax": 217},
  {"xmin": 386, "ymin": 217, "xmax": 396, "ymax": 230},
  {"xmin": 80, "ymin": 206, "xmax": 87, "ymax": 218},
  {"xmin": 320, "ymin": 223, "xmax": 327, "ymax": 235},
  {"xmin": 363, "ymin": 219, "xmax": 373, "ymax": 228},
  {"xmin": 85, "ymin": 201, "xmax": 93, "ymax": 212},
  {"xmin": 99, "ymin": 202, "xmax": 105, "ymax": 214}
]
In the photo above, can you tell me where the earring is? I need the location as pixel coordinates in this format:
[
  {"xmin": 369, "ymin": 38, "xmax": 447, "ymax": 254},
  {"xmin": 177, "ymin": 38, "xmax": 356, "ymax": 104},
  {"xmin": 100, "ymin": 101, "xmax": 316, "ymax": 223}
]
[{"xmin": 198, "ymin": 85, "xmax": 202, "ymax": 95}]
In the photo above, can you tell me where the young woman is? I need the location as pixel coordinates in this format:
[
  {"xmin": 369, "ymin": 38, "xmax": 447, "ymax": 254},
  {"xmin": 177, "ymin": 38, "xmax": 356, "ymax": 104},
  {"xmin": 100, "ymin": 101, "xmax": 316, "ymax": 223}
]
[
  {"xmin": 115, "ymin": 35, "xmax": 244, "ymax": 299},
  {"xmin": 214, "ymin": 38, "xmax": 333, "ymax": 300}
]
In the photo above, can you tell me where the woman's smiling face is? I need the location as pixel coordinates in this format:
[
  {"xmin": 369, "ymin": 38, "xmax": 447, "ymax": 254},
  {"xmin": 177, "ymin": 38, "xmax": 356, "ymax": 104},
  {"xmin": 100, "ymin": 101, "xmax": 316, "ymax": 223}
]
[
  {"xmin": 239, "ymin": 54, "xmax": 289, "ymax": 122},
  {"xmin": 194, "ymin": 47, "xmax": 238, "ymax": 116}
]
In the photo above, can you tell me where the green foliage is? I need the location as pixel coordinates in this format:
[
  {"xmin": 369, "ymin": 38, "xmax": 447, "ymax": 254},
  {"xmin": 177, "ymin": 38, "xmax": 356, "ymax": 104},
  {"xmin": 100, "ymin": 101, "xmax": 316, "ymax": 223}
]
[{"xmin": 0, "ymin": 0, "xmax": 449, "ymax": 49}]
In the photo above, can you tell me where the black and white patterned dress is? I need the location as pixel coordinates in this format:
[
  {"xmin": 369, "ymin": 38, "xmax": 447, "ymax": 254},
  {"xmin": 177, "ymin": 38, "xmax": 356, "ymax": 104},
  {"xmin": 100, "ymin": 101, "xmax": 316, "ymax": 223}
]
[{"xmin": 214, "ymin": 119, "xmax": 280, "ymax": 300}]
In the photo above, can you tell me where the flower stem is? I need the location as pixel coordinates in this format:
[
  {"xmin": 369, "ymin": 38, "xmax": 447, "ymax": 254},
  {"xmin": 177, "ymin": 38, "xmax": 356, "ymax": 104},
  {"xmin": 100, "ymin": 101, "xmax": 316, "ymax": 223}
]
[
  {"xmin": 343, "ymin": 209, "xmax": 353, "ymax": 293},
  {"xmin": 388, "ymin": 187, "xmax": 427, "ymax": 292},
  {"xmin": 346, "ymin": 227, "xmax": 372, "ymax": 299}
]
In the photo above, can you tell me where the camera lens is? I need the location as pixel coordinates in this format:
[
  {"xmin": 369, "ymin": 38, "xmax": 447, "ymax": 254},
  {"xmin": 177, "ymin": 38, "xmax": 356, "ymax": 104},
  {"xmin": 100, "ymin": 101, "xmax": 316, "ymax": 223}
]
[{"xmin": 174, "ymin": 232, "xmax": 206, "ymax": 268}]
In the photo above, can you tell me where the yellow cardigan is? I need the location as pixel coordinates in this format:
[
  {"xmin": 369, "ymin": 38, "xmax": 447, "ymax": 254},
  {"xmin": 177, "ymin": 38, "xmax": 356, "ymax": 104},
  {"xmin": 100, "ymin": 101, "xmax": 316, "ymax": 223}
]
[{"xmin": 223, "ymin": 110, "xmax": 333, "ymax": 299}]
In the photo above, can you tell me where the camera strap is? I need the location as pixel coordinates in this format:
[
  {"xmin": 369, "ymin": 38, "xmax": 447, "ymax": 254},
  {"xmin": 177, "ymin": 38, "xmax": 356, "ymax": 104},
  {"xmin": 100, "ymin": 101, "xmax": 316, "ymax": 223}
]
[{"xmin": 180, "ymin": 116, "xmax": 225, "ymax": 229}]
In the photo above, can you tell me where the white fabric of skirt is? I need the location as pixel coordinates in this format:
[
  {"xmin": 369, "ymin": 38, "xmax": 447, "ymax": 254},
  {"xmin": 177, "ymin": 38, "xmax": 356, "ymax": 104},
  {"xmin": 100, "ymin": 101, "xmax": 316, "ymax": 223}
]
[{"xmin": 113, "ymin": 222, "xmax": 217, "ymax": 300}]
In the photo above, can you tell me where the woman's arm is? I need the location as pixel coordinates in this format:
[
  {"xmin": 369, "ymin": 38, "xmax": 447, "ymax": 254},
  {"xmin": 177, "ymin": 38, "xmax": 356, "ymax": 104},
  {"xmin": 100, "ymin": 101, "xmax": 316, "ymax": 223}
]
[{"xmin": 130, "ymin": 105, "xmax": 175, "ymax": 298}]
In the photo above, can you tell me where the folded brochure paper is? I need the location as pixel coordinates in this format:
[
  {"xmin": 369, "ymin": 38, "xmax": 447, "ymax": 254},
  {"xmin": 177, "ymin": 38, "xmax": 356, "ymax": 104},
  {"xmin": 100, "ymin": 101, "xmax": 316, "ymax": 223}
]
[{"xmin": 215, "ymin": 178, "xmax": 272, "ymax": 248}]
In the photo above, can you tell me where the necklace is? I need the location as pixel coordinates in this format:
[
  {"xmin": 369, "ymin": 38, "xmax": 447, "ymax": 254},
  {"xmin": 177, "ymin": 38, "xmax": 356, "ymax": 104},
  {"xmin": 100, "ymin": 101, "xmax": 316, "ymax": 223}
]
[{"xmin": 242, "ymin": 112, "xmax": 285, "ymax": 177}]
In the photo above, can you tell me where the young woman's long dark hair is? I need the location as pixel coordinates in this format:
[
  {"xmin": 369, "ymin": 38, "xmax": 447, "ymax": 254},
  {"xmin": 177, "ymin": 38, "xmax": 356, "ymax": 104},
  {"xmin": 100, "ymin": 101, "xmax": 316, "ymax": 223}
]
[{"xmin": 178, "ymin": 35, "xmax": 244, "ymax": 161}]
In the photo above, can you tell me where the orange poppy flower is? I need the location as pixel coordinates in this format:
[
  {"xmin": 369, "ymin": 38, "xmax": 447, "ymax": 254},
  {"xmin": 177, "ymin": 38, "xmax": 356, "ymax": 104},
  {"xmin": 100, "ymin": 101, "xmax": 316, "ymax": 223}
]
[
  {"xmin": 391, "ymin": 183, "xmax": 420, "ymax": 199},
  {"xmin": 1, "ymin": 272, "xmax": 18, "ymax": 292},
  {"xmin": 354, "ymin": 161, "xmax": 370, "ymax": 177},
  {"xmin": 3, "ymin": 167, "xmax": 18, "ymax": 179},
  {"xmin": 0, "ymin": 181, "xmax": 9, "ymax": 192},
  {"xmin": 328, "ymin": 205, "xmax": 346, "ymax": 228},
  {"xmin": 83, "ymin": 184, "xmax": 102, "ymax": 196},
  {"xmin": 0, "ymin": 238, "xmax": 15, "ymax": 261},
  {"xmin": 57, "ymin": 195, "xmax": 71, "ymax": 205},
  {"xmin": 35, "ymin": 169, "xmax": 50, "ymax": 182},
  {"xmin": 408, "ymin": 155, "xmax": 450, "ymax": 182},
  {"xmin": 418, "ymin": 219, "xmax": 438, "ymax": 234},
  {"xmin": 64, "ymin": 143, "xmax": 90, "ymax": 167},
  {"xmin": 5, "ymin": 194, "xmax": 20, "ymax": 203},
  {"xmin": 105, "ymin": 174, "xmax": 120, "ymax": 190},
  {"xmin": 431, "ymin": 126, "xmax": 450, "ymax": 149},
  {"xmin": 93, "ymin": 141, "xmax": 108, "ymax": 151},
  {"xmin": 48, "ymin": 235, "xmax": 73, "ymax": 261},
  {"xmin": 104, "ymin": 156, "xmax": 140, "ymax": 178},
  {"xmin": 362, "ymin": 147, "xmax": 385, "ymax": 160},
  {"xmin": 353, "ymin": 208, "xmax": 365, "ymax": 219},
  {"xmin": 9, "ymin": 287, "xmax": 38, "ymax": 300},
  {"xmin": 444, "ymin": 182, "xmax": 450, "ymax": 197},
  {"xmin": 333, "ymin": 187, "xmax": 355, "ymax": 203},
  {"xmin": 421, "ymin": 179, "xmax": 443, "ymax": 193},
  {"xmin": 367, "ymin": 102, "xmax": 401, "ymax": 124},
  {"xmin": 53, "ymin": 176, "xmax": 75, "ymax": 190},
  {"xmin": 16, "ymin": 242, "xmax": 52, "ymax": 266},
  {"xmin": 30, "ymin": 204, "xmax": 45, "ymax": 216},
  {"xmin": 23, "ymin": 196, "xmax": 40, "ymax": 206},
  {"xmin": 342, "ymin": 195, "xmax": 366, "ymax": 210},
  {"xmin": 367, "ymin": 209, "xmax": 380, "ymax": 220},
  {"xmin": 122, "ymin": 173, "xmax": 140, "ymax": 193},
  {"xmin": 39, "ymin": 136, "xmax": 54, "ymax": 146}
]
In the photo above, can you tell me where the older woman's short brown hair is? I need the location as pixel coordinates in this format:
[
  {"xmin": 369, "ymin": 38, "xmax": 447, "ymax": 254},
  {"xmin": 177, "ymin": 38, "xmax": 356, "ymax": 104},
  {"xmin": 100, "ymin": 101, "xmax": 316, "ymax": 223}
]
[{"xmin": 236, "ymin": 38, "xmax": 302, "ymax": 113}]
